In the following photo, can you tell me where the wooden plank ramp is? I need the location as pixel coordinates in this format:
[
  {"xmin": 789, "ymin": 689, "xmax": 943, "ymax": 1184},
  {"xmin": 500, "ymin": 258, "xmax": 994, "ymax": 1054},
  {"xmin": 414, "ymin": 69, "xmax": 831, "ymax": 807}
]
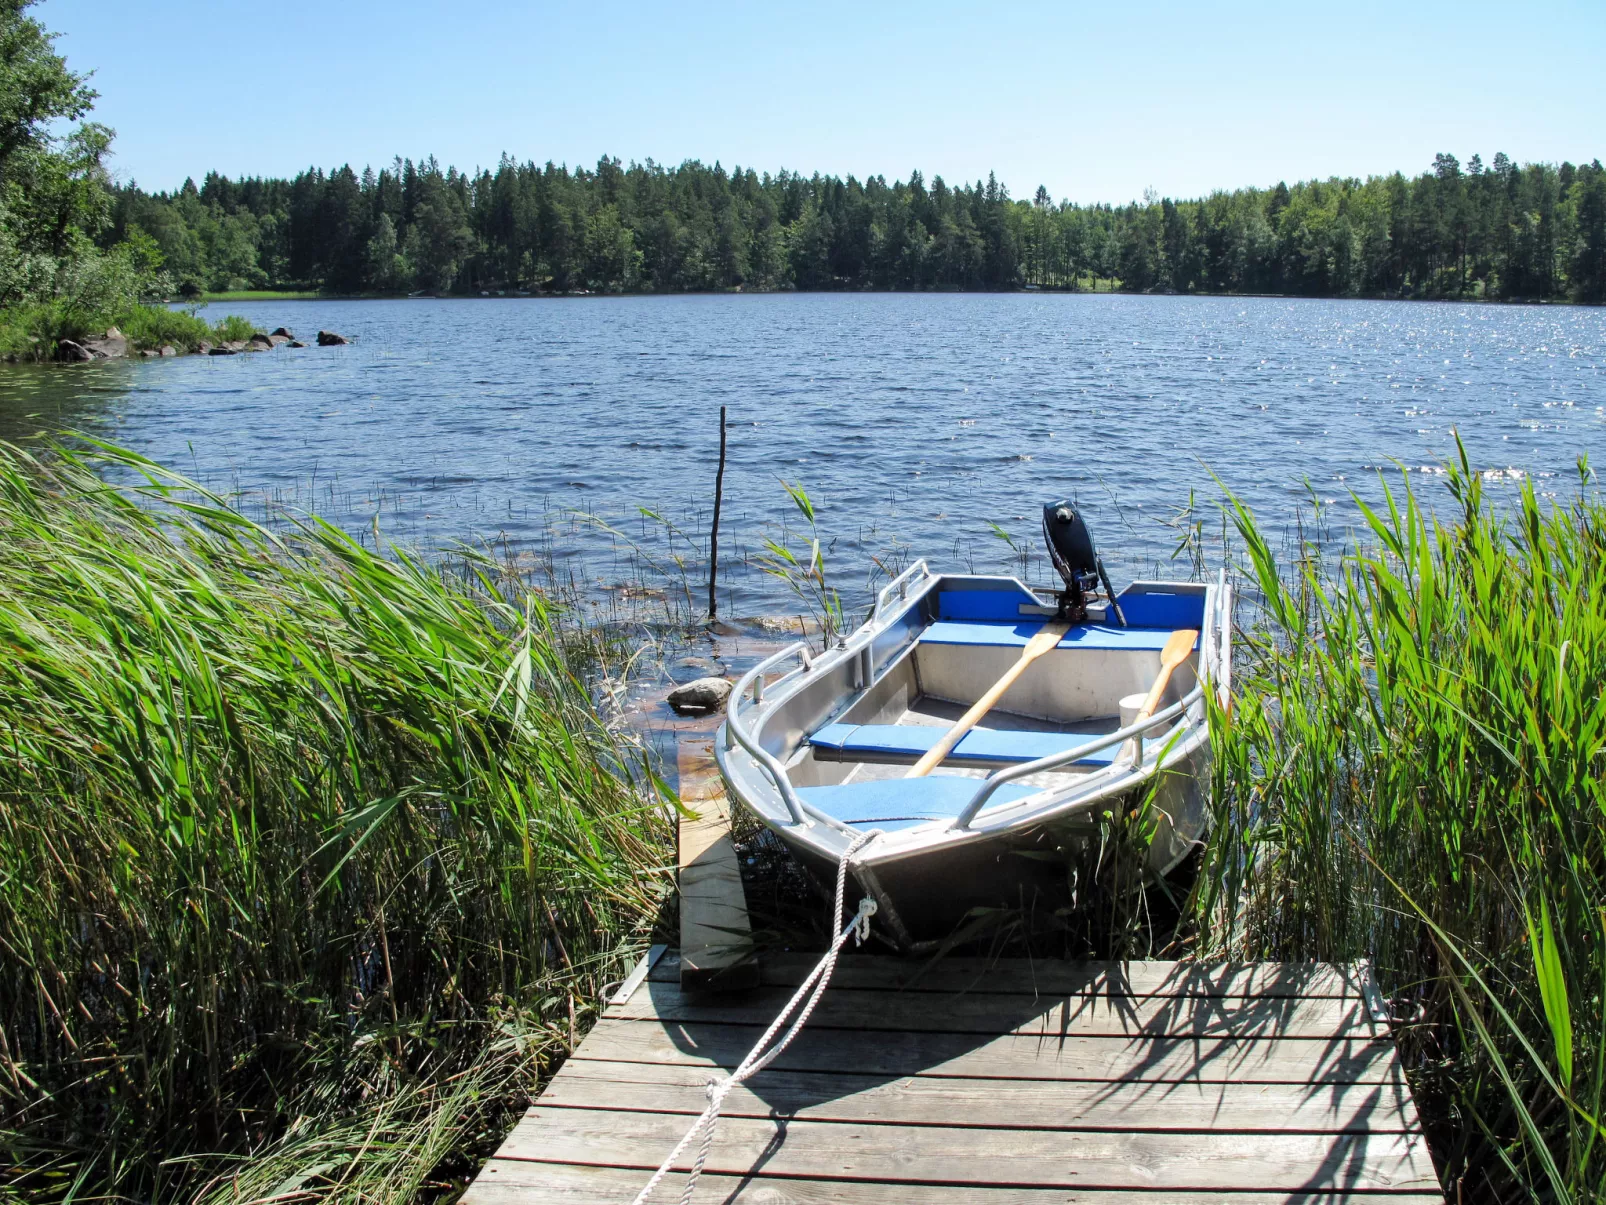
[
  {"xmin": 675, "ymin": 733, "xmax": 757, "ymax": 991},
  {"xmin": 463, "ymin": 950, "xmax": 1442, "ymax": 1203}
]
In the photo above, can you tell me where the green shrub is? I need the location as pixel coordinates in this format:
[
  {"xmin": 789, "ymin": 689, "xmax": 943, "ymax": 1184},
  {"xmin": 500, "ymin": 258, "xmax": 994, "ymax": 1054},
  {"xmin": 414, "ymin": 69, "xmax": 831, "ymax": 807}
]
[
  {"xmin": 209, "ymin": 311, "xmax": 257, "ymax": 343},
  {"xmin": 0, "ymin": 298, "xmax": 69, "ymax": 359},
  {"xmin": 116, "ymin": 303, "xmax": 213, "ymax": 351},
  {"xmin": 0, "ymin": 441, "xmax": 671, "ymax": 1201}
]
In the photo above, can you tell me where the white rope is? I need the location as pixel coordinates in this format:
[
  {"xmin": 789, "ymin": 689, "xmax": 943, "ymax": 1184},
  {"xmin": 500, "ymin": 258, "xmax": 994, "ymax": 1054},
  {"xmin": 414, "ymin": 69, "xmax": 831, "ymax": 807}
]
[{"xmin": 632, "ymin": 828, "xmax": 880, "ymax": 1205}]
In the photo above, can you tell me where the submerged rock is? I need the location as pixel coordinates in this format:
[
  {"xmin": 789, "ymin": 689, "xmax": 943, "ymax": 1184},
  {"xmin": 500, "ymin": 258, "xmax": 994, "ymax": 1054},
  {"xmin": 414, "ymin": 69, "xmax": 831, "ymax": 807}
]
[
  {"xmin": 316, "ymin": 330, "xmax": 350, "ymax": 346},
  {"xmin": 209, "ymin": 345, "xmax": 239, "ymax": 356},
  {"xmin": 667, "ymin": 676, "xmax": 733, "ymax": 715},
  {"xmin": 286, "ymin": 340, "xmax": 307, "ymax": 348}
]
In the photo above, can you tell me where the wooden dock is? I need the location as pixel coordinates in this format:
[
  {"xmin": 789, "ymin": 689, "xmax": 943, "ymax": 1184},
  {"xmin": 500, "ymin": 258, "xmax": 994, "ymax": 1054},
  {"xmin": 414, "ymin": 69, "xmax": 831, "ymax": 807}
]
[
  {"xmin": 462, "ymin": 727, "xmax": 1441, "ymax": 1202},
  {"xmin": 464, "ymin": 948, "xmax": 1440, "ymax": 1202}
]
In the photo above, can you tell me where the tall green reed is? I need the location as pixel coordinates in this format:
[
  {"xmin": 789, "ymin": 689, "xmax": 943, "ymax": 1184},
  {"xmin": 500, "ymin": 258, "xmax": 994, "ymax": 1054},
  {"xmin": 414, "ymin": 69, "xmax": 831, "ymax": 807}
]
[
  {"xmin": 1194, "ymin": 438, "xmax": 1604, "ymax": 1201},
  {"xmin": 757, "ymin": 481, "xmax": 845, "ymax": 643},
  {"xmin": 0, "ymin": 441, "xmax": 673, "ymax": 1201}
]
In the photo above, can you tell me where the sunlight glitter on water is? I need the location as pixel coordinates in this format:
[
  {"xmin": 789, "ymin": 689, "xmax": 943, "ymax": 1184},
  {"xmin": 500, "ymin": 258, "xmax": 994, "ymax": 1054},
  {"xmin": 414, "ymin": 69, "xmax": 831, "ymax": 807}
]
[{"xmin": 1, "ymin": 292, "xmax": 1601, "ymax": 614}]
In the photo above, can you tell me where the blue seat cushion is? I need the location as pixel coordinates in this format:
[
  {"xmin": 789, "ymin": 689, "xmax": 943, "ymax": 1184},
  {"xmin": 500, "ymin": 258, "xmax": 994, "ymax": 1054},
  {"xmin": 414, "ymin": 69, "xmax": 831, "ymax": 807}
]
[
  {"xmin": 797, "ymin": 775, "xmax": 1041, "ymax": 832},
  {"xmin": 810, "ymin": 723, "xmax": 1117, "ymax": 767},
  {"xmin": 920, "ymin": 619, "xmax": 1192, "ymax": 653}
]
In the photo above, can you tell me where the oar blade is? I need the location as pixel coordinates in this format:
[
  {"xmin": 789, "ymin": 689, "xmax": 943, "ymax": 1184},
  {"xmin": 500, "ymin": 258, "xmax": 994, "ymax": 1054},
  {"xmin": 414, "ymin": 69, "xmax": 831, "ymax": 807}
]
[{"xmin": 1161, "ymin": 627, "xmax": 1198, "ymax": 667}]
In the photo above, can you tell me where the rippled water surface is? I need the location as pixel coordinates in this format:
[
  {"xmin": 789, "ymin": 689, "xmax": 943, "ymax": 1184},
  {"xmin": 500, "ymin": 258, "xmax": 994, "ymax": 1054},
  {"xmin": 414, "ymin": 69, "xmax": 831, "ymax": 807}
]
[{"xmin": 2, "ymin": 293, "xmax": 1602, "ymax": 613}]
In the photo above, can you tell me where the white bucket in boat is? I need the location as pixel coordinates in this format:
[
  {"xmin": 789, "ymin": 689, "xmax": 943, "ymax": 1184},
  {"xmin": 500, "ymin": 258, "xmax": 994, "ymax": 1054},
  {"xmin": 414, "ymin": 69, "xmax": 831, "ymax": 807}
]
[{"xmin": 1118, "ymin": 692, "xmax": 1170, "ymax": 740}]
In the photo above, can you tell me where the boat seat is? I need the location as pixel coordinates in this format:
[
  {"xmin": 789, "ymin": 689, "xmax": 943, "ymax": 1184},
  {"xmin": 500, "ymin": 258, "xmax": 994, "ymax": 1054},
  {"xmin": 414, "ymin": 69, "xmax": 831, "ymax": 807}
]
[
  {"xmin": 919, "ymin": 619, "xmax": 1192, "ymax": 653},
  {"xmin": 809, "ymin": 722, "xmax": 1118, "ymax": 768},
  {"xmin": 797, "ymin": 775, "xmax": 1041, "ymax": 832}
]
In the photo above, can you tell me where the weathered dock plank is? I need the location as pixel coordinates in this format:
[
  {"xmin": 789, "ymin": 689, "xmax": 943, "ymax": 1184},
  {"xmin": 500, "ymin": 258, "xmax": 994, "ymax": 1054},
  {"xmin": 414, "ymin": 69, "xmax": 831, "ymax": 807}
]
[
  {"xmin": 491, "ymin": 1106, "xmax": 1439, "ymax": 1193},
  {"xmin": 469, "ymin": 1160, "xmax": 1447, "ymax": 1203},
  {"xmin": 540, "ymin": 1057, "xmax": 1423, "ymax": 1133},
  {"xmin": 612, "ymin": 978, "xmax": 1377, "ymax": 1038},
  {"xmin": 676, "ymin": 735, "xmax": 757, "ymax": 991},
  {"xmin": 571, "ymin": 1016, "xmax": 1406, "ymax": 1085},
  {"xmin": 651, "ymin": 949, "xmax": 1367, "ymax": 1000}
]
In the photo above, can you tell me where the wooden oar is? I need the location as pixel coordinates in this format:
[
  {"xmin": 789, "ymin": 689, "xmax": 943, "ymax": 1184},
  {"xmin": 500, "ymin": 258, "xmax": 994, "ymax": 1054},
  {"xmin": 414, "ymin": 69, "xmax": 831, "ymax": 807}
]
[
  {"xmin": 907, "ymin": 621, "xmax": 1069, "ymax": 779},
  {"xmin": 1130, "ymin": 627, "xmax": 1200, "ymax": 729}
]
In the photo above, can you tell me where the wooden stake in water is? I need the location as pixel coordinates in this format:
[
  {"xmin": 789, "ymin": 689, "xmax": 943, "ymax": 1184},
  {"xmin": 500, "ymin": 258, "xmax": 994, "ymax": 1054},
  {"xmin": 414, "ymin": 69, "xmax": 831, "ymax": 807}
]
[{"xmin": 708, "ymin": 405, "xmax": 727, "ymax": 619}]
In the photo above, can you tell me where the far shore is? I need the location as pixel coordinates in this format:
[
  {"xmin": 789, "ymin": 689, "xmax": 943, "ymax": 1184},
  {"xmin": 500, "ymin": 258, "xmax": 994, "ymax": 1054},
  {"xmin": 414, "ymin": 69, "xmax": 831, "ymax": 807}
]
[{"xmin": 195, "ymin": 286, "xmax": 1590, "ymax": 306}]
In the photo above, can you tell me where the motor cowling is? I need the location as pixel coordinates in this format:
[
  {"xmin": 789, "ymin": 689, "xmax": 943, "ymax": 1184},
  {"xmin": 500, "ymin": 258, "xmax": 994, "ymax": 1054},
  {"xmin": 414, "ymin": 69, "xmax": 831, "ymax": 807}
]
[{"xmin": 1042, "ymin": 501, "xmax": 1125, "ymax": 625}]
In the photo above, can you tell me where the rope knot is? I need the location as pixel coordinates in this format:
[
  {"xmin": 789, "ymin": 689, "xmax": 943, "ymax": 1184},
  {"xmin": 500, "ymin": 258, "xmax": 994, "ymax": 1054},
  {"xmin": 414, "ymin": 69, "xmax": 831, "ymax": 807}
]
[{"xmin": 851, "ymin": 896, "xmax": 877, "ymax": 946}]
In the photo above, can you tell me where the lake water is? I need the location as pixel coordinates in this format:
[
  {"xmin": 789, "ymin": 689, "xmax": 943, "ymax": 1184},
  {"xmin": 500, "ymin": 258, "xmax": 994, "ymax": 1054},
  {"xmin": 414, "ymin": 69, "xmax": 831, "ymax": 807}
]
[{"xmin": 1, "ymin": 293, "xmax": 1602, "ymax": 618}]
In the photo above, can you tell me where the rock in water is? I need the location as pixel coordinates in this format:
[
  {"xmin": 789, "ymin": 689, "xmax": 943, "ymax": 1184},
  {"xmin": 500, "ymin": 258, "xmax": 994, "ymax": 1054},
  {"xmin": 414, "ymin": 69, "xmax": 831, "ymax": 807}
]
[
  {"xmin": 82, "ymin": 327, "xmax": 128, "ymax": 359},
  {"xmin": 286, "ymin": 340, "xmax": 307, "ymax": 348},
  {"xmin": 159, "ymin": 345, "xmax": 178, "ymax": 357},
  {"xmin": 57, "ymin": 339, "xmax": 94, "ymax": 362},
  {"xmin": 316, "ymin": 330, "xmax": 350, "ymax": 346},
  {"xmin": 196, "ymin": 342, "xmax": 214, "ymax": 355},
  {"xmin": 667, "ymin": 676, "xmax": 733, "ymax": 715},
  {"xmin": 246, "ymin": 333, "xmax": 274, "ymax": 351},
  {"xmin": 270, "ymin": 327, "xmax": 294, "ymax": 339}
]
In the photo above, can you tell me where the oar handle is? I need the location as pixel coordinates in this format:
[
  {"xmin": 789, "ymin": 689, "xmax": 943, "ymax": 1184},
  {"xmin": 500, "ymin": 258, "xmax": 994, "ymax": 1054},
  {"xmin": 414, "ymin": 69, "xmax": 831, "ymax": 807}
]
[
  {"xmin": 908, "ymin": 660, "xmax": 1029, "ymax": 778},
  {"xmin": 1132, "ymin": 668, "xmax": 1174, "ymax": 726},
  {"xmin": 907, "ymin": 621, "xmax": 1068, "ymax": 779}
]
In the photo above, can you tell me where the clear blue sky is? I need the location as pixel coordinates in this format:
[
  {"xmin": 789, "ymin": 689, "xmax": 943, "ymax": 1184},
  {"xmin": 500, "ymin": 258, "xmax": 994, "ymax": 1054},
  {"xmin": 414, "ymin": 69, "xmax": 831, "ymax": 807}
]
[{"xmin": 39, "ymin": 0, "xmax": 1606, "ymax": 203}]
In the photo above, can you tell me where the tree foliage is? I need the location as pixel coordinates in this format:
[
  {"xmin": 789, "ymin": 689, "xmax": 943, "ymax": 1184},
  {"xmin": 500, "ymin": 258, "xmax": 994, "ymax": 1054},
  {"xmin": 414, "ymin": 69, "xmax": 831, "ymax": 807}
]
[
  {"xmin": 0, "ymin": 0, "xmax": 175, "ymax": 352},
  {"xmin": 112, "ymin": 151, "xmax": 1606, "ymax": 302}
]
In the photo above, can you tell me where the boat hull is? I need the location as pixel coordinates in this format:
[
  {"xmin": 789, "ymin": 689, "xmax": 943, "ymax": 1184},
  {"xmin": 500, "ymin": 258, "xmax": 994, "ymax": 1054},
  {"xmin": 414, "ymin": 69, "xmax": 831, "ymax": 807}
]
[{"xmin": 769, "ymin": 749, "xmax": 1210, "ymax": 949}]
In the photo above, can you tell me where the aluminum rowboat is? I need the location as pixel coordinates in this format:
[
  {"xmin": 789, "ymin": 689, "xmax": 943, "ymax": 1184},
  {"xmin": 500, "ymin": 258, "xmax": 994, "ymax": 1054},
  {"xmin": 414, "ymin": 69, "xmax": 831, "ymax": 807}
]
[{"xmin": 715, "ymin": 563, "xmax": 1231, "ymax": 949}]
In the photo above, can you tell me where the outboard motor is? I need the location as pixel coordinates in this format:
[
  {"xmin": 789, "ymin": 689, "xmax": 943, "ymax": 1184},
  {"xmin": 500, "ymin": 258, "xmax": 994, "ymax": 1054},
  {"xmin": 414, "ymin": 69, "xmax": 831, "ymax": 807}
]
[{"xmin": 1042, "ymin": 501, "xmax": 1126, "ymax": 626}]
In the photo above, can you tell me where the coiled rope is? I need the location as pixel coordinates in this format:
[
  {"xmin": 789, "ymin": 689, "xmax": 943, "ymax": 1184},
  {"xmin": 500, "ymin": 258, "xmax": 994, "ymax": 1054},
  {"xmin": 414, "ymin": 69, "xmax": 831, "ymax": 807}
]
[{"xmin": 632, "ymin": 827, "xmax": 881, "ymax": 1205}]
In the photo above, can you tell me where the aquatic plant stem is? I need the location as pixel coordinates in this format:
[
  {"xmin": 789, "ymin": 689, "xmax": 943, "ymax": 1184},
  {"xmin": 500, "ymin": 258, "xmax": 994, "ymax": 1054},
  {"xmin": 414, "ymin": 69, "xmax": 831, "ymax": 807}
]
[{"xmin": 709, "ymin": 405, "xmax": 727, "ymax": 620}]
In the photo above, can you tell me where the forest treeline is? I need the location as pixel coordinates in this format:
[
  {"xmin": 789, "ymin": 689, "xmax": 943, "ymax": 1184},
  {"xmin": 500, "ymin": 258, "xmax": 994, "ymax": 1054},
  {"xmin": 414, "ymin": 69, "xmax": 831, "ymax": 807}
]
[{"xmin": 114, "ymin": 150, "xmax": 1606, "ymax": 302}]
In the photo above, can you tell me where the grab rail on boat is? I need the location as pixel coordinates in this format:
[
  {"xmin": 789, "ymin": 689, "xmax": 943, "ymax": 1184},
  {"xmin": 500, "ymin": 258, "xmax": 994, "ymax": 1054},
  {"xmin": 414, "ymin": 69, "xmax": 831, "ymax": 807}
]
[
  {"xmin": 1217, "ymin": 570, "xmax": 1233, "ymax": 710},
  {"xmin": 723, "ymin": 641, "xmax": 814, "ymax": 826},
  {"xmin": 950, "ymin": 682, "xmax": 1206, "ymax": 831},
  {"xmin": 870, "ymin": 559, "xmax": 931, "ymax": 624}
]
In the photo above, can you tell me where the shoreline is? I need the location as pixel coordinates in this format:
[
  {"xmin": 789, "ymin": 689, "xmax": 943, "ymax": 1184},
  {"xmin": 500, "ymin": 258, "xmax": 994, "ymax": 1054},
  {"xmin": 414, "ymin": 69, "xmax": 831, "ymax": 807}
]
[{"xmin": 196, "ymin": 286, "xmax": 1594, "ymax": 307}]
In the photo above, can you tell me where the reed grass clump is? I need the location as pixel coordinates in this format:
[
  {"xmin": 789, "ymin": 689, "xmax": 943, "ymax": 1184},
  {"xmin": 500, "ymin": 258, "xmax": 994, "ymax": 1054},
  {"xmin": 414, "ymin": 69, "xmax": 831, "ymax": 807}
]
[
  {"xmin": 1195, "ymin": 440, "xmax": 1604, "ymax": 1202},
  {"xmin": 0, "ymin": 441, "xmax": 672, "ymax": 1201}
]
